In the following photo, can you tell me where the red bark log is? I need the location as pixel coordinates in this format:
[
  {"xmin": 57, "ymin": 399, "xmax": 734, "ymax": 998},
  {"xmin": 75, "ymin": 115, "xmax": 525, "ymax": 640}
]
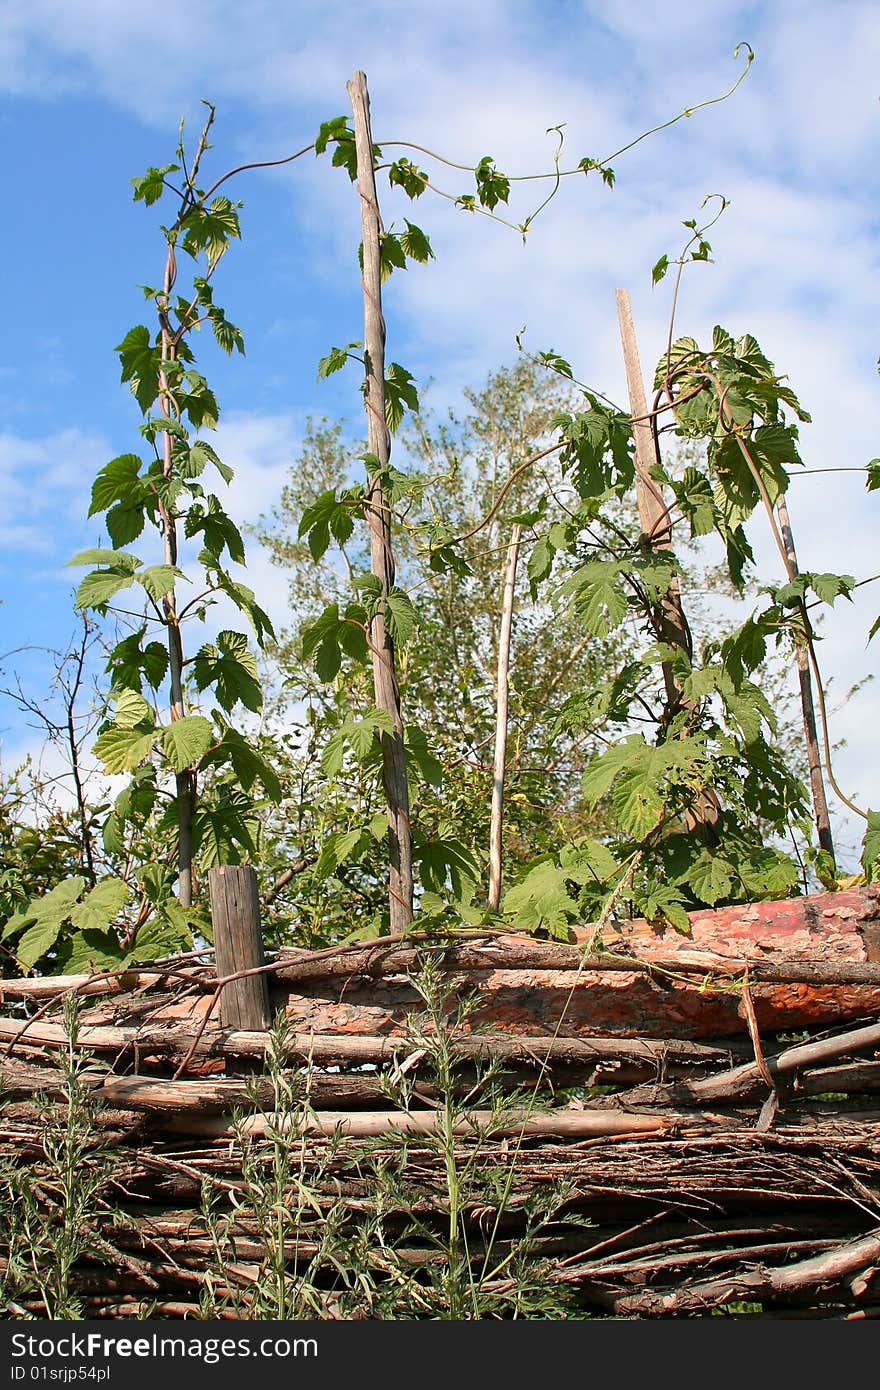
[{"xmin": 265, "ymin": 886, "xmax": 880, "ymax": 1041}]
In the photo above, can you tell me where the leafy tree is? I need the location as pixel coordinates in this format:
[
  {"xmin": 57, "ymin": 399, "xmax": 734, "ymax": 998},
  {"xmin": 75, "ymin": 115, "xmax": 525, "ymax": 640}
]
[{"xmin": 252, "ymin": 352, "xmax": 820, "ymax": 943}]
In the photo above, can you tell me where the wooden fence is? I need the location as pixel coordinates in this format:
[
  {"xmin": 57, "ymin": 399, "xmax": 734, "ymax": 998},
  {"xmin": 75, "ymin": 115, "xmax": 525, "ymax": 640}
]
[{"xmin": 2, "ymin": 870, "xmax": 880, "ymax": 1318}]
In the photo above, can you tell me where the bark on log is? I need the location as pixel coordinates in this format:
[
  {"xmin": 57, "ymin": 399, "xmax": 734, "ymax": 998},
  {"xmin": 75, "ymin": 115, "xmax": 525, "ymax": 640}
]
[
  {"xmin": 627, "ymin": 1020, "xmax": 880, "ymax": 1107},
  {"xmin": 161, "ymin": 1105, "xmax": 702, "ymax": 1141},
  {"xmin": 610, "ymin": 1226, "xmax": 880, "ymax": 1316},
  {"xmin": 0, "ymin": 1015, "xmax": 738, "ymax": 1066},
  {"xmin": 268, "ymin": 887, "xmax": 880, "ymax": 1041}
]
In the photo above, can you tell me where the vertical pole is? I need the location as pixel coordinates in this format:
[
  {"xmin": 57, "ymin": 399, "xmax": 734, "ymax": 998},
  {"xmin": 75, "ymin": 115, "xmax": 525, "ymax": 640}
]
[
  {"xmin": 775, "ymin": 494, "xmax": 836, "ymax": 862},
  {"xmin": 209, "ymin": 865, "xmax": 271, "ymax": 1031},
  {"xmin": 616, "ymin": 288, "xmax": 692, "ymax": 672},
  {"xmin": 616, "ymin": 287, "xmax": 719, "ymax": 840},
  {"xmin": 347, "ymin": 70, "xmax": 414, "ymax": 933},
  {"xmin": 488, "ymin": 524, "xmax": 522, "ymax": 912}
]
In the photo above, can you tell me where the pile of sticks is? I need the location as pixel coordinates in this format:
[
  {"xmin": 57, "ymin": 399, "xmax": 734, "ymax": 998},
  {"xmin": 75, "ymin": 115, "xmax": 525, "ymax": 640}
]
[{"xmin": 2, "ymin": 879, "xmax": 880, "ymax": 1318}]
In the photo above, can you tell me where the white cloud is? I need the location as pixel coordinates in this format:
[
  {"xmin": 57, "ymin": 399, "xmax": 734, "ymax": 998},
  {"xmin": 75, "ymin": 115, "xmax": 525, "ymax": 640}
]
[{"xmin": 0, "ymin": 427, "xmax": 108, "ymax": 554}]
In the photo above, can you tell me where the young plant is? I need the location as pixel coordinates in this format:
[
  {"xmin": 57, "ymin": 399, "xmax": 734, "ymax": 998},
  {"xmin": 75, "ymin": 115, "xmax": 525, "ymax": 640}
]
[
  {"xmin": 371, "ymin": 955, "xmax": 581, "ymax": 1319},
  {"xmin": 199, "ymin": 1011, "xmax": 371, "ymax": 1319},
  {"xmin": 0, "ymin": 995, "xmax": 116, "ymax": 1318},
  {"xmin": 68, "ymin": 108, "xmax": 281, "ymax": 947}
]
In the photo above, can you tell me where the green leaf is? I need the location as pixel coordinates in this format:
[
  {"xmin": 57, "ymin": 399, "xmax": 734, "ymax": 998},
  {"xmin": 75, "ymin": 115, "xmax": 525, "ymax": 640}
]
[
  {"xmin": 385, "ymin": 589, "xmax": 416, "ymax": 646},
  {"xmin": 319, "ymin": 729, "xmax": 347, "ymax": 778},
  {"xmin": 611, "ymin": 762, "xmax": 666, "ymax": 839},
  {"xmin": 387, "ymin": 158, "xmax": 428, "ymax": 198},
  {"xmin": 377, "ymin": 233, "xmax": 407, "ymax": 282},
  {"xmin": 69, "ymin": 877, "xmax": 128, "ymax": 933},
  {"xmin": 74, "ymin": 568, "xmax": 137, "ymax": 611},
  {"xmin": 317, "ymin": 342, "xmax": 361, "ymax": 380},
  {"xmin": 651, "ymin": 254, "xmax": 669, "ymax": 286},
  {"xmin": 414, "ymin": 834, "xmax": 481, "ymax": 898},
  {"xmin": 503, "ymin": 860, "xmax": 579, "ymax": 937},
  {"xmin": 683, "ymin": 852, "xmax": 734, "ymax": 907},
  {"xmin": 527, "ymin": 535, "xmax": 555, "ymax": 594},
  {"xmin": 582, "ymin": 738, "xmax": 645, "ymax": 806},
  {"xmin": 808, "ymin": 572, "xmax": 855, "ymax": 606},
  {"xmin": 189, "ymin": 440, "xmax": 234, "ymax": 484},
  {"xmin": 113, "ymin": 688, "xmax": 155, "ymax": 729},
  {"xmin": 132, "ymin": 163, "xmax": 179, "ymax": 206},
  {"xmin": 399, "ymin": 220, "xmax": 434, "ymax": 264},
  {"xmin": 315, "ymin": 636, "xmax": 342, "ymax": 682},
  {"xmin": 181, "ymin": 196, "xmax": 241, "ymax": 263},
  {"xmin": 637, "ymin": 883, "xmax": 691, "ymax": 932},
  {"xmin": 114, "ymin": 766, "xmax": 158, "ymax": 826},
  {"xmin": 135, "ymin": 564, "xmax": 186, "ymax": 602},
  {"xmin": 200, "ymin": 727, "xmax": 281, "ymax": 802},
  {"xmin": 535, "ymin": 349, "xmax": 574, "ymax": 379},
  {"xmin": 2, "ymin": 877, "xmax": 86, "ymax": 943},
  {"xmin": 68, "ymin": 548, "xmax": 141, "ymax": 571},
  {"xmin": 108, "ymin": 634, "xmax": 168, "ymax": 693},
  {"xmin": 331, "ymin": 134, "xmax": 360, "ymax": 181},
  {"xmin": 385, "ymin": 362, "xmax": 420, "ymax": 432},
  {"xmin": 674, "ymin": 467, "xmax": 717, "ymax": 538},
  {"xmin": 116, "ymin": 325, "xmax": 160, "ymax": 413},
  {"xmin": 179, "ymin": 371, "xmax": 219, "ymax": 430},
  {"xmin": 89, "ymin": 454, "xmax": 144, "ymax": 516},
  {"xmin": 93, "ymin": 726, "xmax": 156, "ymax": 774},
  {"xmin": 106, "ymin": 499, "xmax": 147, "ymax": 546},
  {"xmin": 567, "ymin": 837, "xmax": 619, "ymax": 884},
  {"xmin": 298, "ymin": 489, "xmax": 356, "ymax": 561},
  {"xmin": 62, "ymin": 930, "xmax": 127, "ymax": 973},
  {"xmin": 316, "ymin": 827, "xmax": 370, "ymax": 880},
  {"xmin": 314, "ymin": 116, "xmax": 350, "ymax": 156},
  {"xmin": 862, "ymin": 810, "xmax": 880, "ymax": 881},
  {"xmin": 162, "ymin": 716, "xmax": 215, "ymax": 772},
  {"xmin": 193, "ymin": 630, "xmax": 262, "ymax": 713},
  {"xmin": 319, "ymin": 708, "xmax": 394, "ymax": 777},
  {"xmin": 192, "ymin": 791, "xmax": 260, "ymax": 869},
  {"xmin": 185, "ymin": 496, "xmax": 245, "ymax": 564},
  {"xmin": 406, "ymin": 726, "xmax": 443, "ymax": 787},
  {"xmin": 16, "ymin": 917, "xmax": 67, "ymax": 968},
  {"xmin": 561, "ymin": 560, "xmax": 628, "ymax": 637},
  {"xmin": 210, "ymin": 570, "xmax": 276, "ymax": 645},
  {"xmin": 474, "ymin": 155, "xmax": 510, "ymax": 210},
  {"xmin": 127, "ymin": 910, "xmax": 193, "ymax": 962},
  {"xmin": 348, "ymin": 707, "xmax": 394, "ymax": 760}
]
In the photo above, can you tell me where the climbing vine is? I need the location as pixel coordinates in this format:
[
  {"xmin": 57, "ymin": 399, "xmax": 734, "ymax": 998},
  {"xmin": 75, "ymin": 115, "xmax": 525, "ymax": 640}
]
[{"xmin": 3, "ymin": 44, "xmax": 877, "ymax": 975}]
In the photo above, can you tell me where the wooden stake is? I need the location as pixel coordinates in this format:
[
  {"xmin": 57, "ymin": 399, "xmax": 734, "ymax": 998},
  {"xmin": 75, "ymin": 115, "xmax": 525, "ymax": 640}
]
[
  {"xmin": 616, "ymin": 287, "xmax": 720, "ymax": 840},
  {"xmin": 347, "ymin": 70, "xmax": 414, "ymax": 932},
  {"xmin": 208, "ymin": 865, "xmax": 271, "ymax": 1031},
  {"xmin": 616, "ymin": 288, "xmax": 692, "ymax": 676},
  {"xmin": 775, "ymin": 492, "xmax": 835, "ymax": 862},
  {"xmin": 488, "ymin": 524, "xmax": 522, "ymax": 911}
]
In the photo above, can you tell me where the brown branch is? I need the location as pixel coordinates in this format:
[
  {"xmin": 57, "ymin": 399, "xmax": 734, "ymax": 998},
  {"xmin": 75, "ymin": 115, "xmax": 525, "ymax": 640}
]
[{"xmin": 612, "ymin": 1226, "xmax": 880, "ymax": 1315}]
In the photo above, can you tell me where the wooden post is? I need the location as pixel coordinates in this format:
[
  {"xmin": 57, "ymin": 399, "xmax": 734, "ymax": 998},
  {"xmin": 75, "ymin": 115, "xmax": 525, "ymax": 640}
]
[
  {"xmin": 209, "ymin": 865, "xmax": 271, "ymax": 1031},
  {"xmin": 615, "ymin": 287, "xmax": 719, "ymax": 841},
  {"xmin": 775, "ymin": 493, "xmax": 835, "ymax": 862},
  {"xmin": 616, "ymin": 288, "xmax": 693, "ymax": 675},
  {"xmin": 347, "ymin": 70, "xmax": 414, "ymax": 932},
  {"xmin": 488, "ymin": 524, "xmax": 522, "ymax": 911}
]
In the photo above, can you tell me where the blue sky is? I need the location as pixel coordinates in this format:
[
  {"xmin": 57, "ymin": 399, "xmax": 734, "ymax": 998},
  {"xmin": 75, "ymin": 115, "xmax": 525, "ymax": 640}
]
[{"xmin": 0, "ymin": 0, "xmax": 878, "ymax": 863}]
